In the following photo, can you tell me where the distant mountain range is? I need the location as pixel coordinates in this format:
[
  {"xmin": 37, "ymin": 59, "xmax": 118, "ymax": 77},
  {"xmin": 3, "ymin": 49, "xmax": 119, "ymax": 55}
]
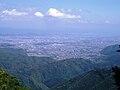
[{"xmin": 0, "ymin": 44, "xmax": 120, "ymax": 90}]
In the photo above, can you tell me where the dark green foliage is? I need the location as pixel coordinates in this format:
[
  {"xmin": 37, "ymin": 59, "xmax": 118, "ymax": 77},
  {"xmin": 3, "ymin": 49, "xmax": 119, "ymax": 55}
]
[
  {"xmin": 52, "ymin": 44, "xmax": 120, "ymax": 90},
  {"xmin": 0, "ymin": 48, "xmax": 51, "ymax": 90},
  {"xmin": 0, "ymin": 44, "xmax": 120, "ymax": 90},
  {"xmin": 0, "ymin": 48, "xmax": 95, "ymax": 90},
  {"xmin": 42, "ymin": 58, "xmax": 94, "ymax": 87},
  {"xmin": 0, "ymin": 67, "xmax": 28, "ymax": 90},
  {"xmin": 112, "ymin": 66, "xmax": 120, "ymax": 90},
  {"xmin": 52, "ymin": 69, "xmax": 117, "ymax": 90}
]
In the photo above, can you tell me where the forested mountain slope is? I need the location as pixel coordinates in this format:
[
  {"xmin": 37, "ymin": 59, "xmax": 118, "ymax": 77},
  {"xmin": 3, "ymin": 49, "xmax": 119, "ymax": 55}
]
[
  {"xmin": 0, "ymin": 44, "xmax": 120, "ymax": 90},
  {"xmin": 52, "ymin": 69, "xmax": 117, "ymax": 90},
  {"xmin": 0, "ymin": 48, "xmax": 95, "ymax": 90}
]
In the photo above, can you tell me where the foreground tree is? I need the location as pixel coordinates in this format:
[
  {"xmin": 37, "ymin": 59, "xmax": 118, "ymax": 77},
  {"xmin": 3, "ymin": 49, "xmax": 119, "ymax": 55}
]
[
  {"xmin": 112, "ymin": 66, "xmax": 120, "ymax": 90},
  {"xmin": 0, "ymin": 67, "xmax": 28, "ymax": 90}
]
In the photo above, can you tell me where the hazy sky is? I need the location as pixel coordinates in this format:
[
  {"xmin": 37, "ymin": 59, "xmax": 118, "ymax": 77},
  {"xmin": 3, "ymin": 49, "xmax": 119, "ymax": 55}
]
[{"xmin": 0, "ymin": 0, "xmax": 120, "ymax": 33}]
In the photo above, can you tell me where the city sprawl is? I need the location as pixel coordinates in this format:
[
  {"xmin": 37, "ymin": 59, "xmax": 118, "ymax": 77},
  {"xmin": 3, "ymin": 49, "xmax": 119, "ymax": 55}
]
[{"xmin": 0, "ymin": 35, "xmax": 120, "ymax": 60}]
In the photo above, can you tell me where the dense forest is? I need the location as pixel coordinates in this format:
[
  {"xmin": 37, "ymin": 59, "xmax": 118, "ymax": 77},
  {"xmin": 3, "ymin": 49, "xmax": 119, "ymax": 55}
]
[
  {"xmin": 0, "ymin": 44, "xmax": 120, "ymax": 90},
  {"xmin": 0, "ymin": 67, "xmax": 28, "ymax": 90}
]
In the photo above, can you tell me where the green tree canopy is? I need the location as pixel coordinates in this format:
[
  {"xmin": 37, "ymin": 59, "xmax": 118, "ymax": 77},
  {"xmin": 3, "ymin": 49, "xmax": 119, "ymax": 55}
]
[{"xmin": 0, "ymin": 67, "xmax": 28, "ymax": 90}]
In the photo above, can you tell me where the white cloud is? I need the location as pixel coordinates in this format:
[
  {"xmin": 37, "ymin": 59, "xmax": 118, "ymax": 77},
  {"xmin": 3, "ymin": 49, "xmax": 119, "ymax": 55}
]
[
  {"xmin": 47, "ymin": 8, "xmax": 81, "ymax": 19},
  {"xmin": 47, "ymin": 8, "xmax": 64, "ymax": 17},
  {"xmin": 2, "ymin": 9, "xmax": 28, "ymax": 16},
  {"xmin": 34, "ymin": 12, "xmax": 44, "ymax": 17}
]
